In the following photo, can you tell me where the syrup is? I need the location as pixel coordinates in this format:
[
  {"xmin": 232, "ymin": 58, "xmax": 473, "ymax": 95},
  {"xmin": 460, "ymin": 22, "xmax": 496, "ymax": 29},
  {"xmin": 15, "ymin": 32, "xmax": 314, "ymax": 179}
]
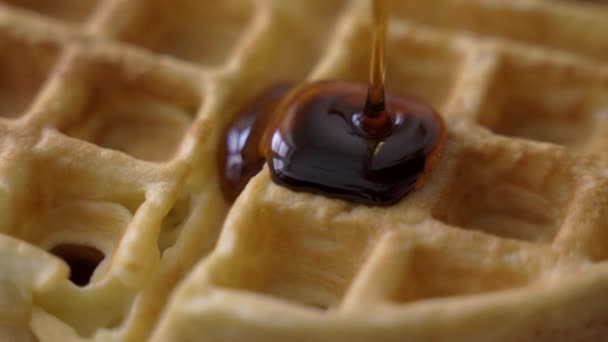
[
  {"xmin": 219, "ymin": 83, "xmax": 293, "ymax": 201},
  {"xmin": 219, "ymin": 0, "xmax": 445, "ymax": 205},
  {"xmin": 357, "ymin": 0, "xmax": 391, "ymax": 139},
  {"xmin": 264, "ymin": 81, "xmax": 444, "ymax": 205}
]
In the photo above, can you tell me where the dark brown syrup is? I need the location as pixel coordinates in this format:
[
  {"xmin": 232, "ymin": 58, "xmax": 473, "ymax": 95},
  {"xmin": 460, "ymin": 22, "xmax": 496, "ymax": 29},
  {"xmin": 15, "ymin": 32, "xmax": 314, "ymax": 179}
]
[
  {"xmin": 219, "ymin": 83, "xmax": 294, "ymax": 201},
  {"xmin": 219, "ymin": 0, "xmax": 445, "ymax": 205},
  {"xmin": 264, "ymin": 80, "xmax": 444, "ymax": 205}
]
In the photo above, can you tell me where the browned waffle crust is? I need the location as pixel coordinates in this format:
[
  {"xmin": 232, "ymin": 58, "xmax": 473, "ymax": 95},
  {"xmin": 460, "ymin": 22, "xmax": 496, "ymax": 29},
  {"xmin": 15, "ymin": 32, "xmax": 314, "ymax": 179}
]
[{"xmin": 0, "ymin": 0, "xmax": 607, "ymax": 341}]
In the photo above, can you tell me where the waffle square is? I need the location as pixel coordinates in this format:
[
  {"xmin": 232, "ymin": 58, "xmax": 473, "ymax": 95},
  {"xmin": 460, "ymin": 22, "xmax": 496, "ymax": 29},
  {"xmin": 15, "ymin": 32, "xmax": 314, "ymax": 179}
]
[{"xmin": 0, "ymin": 0, "xmax": 606, "ymax": 341}]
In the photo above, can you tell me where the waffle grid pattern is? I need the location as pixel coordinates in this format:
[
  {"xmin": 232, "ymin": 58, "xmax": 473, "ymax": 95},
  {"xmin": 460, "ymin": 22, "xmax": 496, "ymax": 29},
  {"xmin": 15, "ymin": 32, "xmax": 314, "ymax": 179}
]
[{"xmin": 0, "ymin": 0, "xmax": 607, "ymax": 341}]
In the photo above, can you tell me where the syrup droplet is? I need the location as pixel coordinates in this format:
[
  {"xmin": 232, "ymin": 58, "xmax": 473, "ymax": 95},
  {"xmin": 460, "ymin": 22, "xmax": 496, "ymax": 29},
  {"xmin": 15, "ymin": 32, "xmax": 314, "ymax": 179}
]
[{"xmin": 218, "ymin": 83, "xmax": 294, "ymax": 201}]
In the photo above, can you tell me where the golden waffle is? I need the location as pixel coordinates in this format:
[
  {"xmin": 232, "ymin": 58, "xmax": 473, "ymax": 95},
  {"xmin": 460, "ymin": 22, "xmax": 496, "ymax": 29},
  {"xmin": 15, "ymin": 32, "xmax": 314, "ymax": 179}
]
[{"xmin": 0, "ymin": 0, "xmax": 607, "ymax": 341}]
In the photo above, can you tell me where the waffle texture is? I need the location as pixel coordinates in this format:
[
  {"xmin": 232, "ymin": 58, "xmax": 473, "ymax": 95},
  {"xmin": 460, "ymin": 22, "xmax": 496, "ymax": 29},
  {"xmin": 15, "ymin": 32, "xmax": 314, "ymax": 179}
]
[{"xmin": 0, "ymin": 0, "xmax": 607, "ymax": 341}]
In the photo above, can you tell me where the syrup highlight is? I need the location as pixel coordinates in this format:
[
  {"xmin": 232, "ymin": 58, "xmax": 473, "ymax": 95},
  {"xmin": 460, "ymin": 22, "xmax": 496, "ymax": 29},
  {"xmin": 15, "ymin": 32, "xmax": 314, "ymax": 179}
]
[{"xmin": 219, "ymin": 83, "xmax": 293, "ymax": 201}]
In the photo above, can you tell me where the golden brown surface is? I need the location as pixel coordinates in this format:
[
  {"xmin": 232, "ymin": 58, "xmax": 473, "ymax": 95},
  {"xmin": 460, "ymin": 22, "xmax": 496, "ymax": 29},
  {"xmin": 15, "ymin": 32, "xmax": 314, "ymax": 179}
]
[{"xmin": 0, "ymin": 0, "xmax": 606, "ymax": 341}]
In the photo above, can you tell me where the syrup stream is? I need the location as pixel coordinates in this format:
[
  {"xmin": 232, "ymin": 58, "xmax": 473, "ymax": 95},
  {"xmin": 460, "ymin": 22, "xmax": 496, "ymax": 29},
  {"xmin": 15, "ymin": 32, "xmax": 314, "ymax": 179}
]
[{"xmin": 360, "ymin": 0, "xmax": 391, "ymax": 138}]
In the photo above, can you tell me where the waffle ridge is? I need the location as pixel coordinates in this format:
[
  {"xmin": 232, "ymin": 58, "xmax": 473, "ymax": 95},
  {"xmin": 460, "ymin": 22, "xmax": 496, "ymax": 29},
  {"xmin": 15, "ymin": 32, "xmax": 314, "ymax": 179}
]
[{"xmin": 0, "ymin": 0, "xmax": 607, "ymax": 341}]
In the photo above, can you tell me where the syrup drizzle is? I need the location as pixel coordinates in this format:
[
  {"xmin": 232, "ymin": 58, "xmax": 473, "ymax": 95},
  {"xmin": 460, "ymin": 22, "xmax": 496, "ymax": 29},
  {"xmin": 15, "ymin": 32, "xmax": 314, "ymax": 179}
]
[
  {"xmin": 219, "ymin": 0, "xmax": 446, "ymax": 205},
  {"xmin": 357, "ymin": 0, "xmax": 391, "ymax": 138},
  {"xmin": 265, "ymin": 80, "xmax": 445, "ymax": 205},
  {"xmin": 219, "ymin": 83, "xmax": 293, "ymax": 201}
]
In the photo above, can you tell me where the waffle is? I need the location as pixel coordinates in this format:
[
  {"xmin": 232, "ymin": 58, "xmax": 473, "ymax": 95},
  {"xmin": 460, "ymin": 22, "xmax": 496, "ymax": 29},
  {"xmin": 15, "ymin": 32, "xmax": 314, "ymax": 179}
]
[{"xmin": 0, "ymin": 0, "xmax": 607, "ymax": 341}]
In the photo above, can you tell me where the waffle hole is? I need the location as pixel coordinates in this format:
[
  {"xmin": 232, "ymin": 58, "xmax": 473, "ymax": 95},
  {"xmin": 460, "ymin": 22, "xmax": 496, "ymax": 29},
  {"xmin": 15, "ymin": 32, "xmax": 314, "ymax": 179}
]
[
  {"xmin": 209, "ymin": 206, "xmax": 376, "ymax": 311},
  {"xmin": 477, "ymin": 61, "xmax": 608, "ymax": 151},
  {"xmin": 0, "ymin": 29, "xmax": 58, "ymax": 118},
  {"xmin": 49, "ymin": 243, "xmax": 105, "ymax": 287},
  {"xmin": 432, "ymin": 145, "xmax": 575, "ymax": 243},
  {"xmin": 384, "ymin": 0, "xmax": 608, "ymax": 62},
  {"xmin": 2, "ymin": 0, "xmax": 99, "ymax": 23},
  {"xmin": 116, "ymin": 0, "xmax": 254, "ymax": 66},
  {"xmin": 391, "ymin": 245, "xmax": 532, "ymax": 303},
  {"xmin": 58, "ymin": 62, "xmax": 200, "ymax": 162},
  {"xmin": 80, "ymin": 91, "xmax": 193, "ymax": 162},
  {"xmin": 482, "ymin": 94, "xmax": 603, "ymax": 148}
]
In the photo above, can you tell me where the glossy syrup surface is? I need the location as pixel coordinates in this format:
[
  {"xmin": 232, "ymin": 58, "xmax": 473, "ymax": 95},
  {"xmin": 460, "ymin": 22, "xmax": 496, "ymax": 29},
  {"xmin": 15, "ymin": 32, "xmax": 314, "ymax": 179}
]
[
  {"xmin": 265, "ymin": 81, "xmax": 444, "ymax": 205},
  {"xmin": 219, "ymin": 0, "xmax": 445, "ymax": 205},
  {"xmin": 219, "ymin": 83, "xmax": 293, "ymax": 201}
]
